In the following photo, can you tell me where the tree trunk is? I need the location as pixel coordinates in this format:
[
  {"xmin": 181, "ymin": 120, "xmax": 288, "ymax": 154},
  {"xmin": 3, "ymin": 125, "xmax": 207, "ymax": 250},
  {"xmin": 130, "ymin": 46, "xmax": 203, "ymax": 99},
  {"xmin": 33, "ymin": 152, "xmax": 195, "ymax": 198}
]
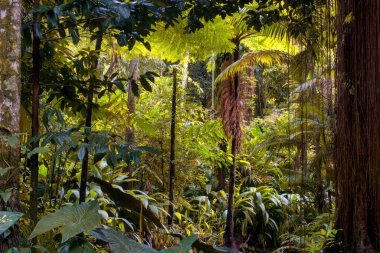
[
  {"xmin": 159, "ymin": 137, "xmax": 165, "ymax": 192},
  {"xmin": 168, "ymin": 68, "xmax": 177, "ymax": 226},
  {"xmin": 224, "ymin": 42, "xmax": 240, "ymax": 251},
  {"xmin": 217, "ymin": 140, "xmax": 228, "ymax": 191},
  {"xmin": 0, "ymin": 0, "xmax": 22, "ymax": 250},
  {"xmin": 211, "ymin": 64, "xmax": 215, "ymax": 110},
  {"xmin": 335, "ymin": 0, "xmax": 380, "ymax": 251},
  {"xmin": 254, "ymin": 66, "xmax": 265, "ymax": 118},
  {"xmin": 79, "ymin": 34, "xmax": 103, "ymax": 203},
  {"xmin": 30, "ymin": 0, "xmax": 41, "ymax": 231}
]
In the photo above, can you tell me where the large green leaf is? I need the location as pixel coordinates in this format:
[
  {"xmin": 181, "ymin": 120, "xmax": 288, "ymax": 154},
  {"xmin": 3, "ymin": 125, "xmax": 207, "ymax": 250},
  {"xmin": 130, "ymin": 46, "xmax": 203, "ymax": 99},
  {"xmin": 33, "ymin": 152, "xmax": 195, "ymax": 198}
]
[
  {"xmin": 58, "ymin": 236, "xmax": 95, "ymax": 253},
  {"xmin": 29, "ymin": 201, "xmax": 101, "ymax": 242},
  {"xmin": 171, "ymin": 234, "xmax": 233, "ymax": 253},
  {"xmin": 98, "ymin": 228, "xmax": 198, "ymax": 253},
  {"xmin": 160, "ymin": 236, "xmax": 197, "ymax": 253},
  {"xmin": 90, "ymin": 177, "xmax": 163, "ymax": 230},
  {"xmin": 27, "ymin": 147, "xmax": 50, "ymax": 159},
  {"xmin": 0, "ymin": 212, "xmax": 23, "ymax": 234},
  {"xmin": 100, "ymin": 229, "xmax": 157, "ymax": 253}
]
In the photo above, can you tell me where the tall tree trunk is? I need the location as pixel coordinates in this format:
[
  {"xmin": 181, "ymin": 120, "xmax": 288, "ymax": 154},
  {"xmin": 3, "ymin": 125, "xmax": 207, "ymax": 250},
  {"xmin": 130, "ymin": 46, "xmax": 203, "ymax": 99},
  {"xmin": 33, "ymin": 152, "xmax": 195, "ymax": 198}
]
[
  {"xmin": 216, "ymin": 140, "xmax": 227, "ymax": 191},
  {"xmin": 168, "ymin": 68, "xmax": 177, "ymax": 227},
  {"xmin": 224, "ymin": 41, "xmax": 241, "ymax": 251},
  {"xmin": 159, "ymin": 137, "xmax": 165, "ymax": 192},
  {"xmin": 0, "ymin": 0, "xmax": 22, "ymax": 250},
  {"xmin": 254, "ymin": 66, "xmax": 265, "ymax": 118},
  {"xmin": 335, "ymin": 0, "xmax": 380, "ymax": 252},
  {"xmin": 79, "ymin": 34, "xmax": 103, "ymax": 203},
  {"xmin": 30, "ymin": 0, "xmax": 41, "ymax": 231},
  {"xmin": 211, "ymin": 62, "xmax": 215, "ymax": 110}
]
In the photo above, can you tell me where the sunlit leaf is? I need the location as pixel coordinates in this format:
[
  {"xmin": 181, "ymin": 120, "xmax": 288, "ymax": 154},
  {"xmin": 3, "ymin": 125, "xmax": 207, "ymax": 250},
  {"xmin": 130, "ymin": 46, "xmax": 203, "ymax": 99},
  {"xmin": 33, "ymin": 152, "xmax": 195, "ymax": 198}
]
[{"xmin": 29, "ymin": 201, "xmax": 101, "ymax": 242}]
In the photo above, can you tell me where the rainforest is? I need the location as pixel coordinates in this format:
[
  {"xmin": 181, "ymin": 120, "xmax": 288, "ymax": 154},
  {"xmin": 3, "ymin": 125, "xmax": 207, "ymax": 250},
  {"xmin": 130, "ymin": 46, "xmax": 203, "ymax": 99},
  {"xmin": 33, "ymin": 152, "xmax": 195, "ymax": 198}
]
[{"xmin": 0, "ymin": 0, "xmax": 379, "ymax": 252}]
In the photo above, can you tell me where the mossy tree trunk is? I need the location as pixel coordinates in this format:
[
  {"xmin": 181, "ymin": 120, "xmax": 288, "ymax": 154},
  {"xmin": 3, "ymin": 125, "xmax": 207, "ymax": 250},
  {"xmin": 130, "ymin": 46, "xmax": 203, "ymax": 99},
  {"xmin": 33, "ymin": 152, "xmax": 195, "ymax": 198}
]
[{"xmin": 0, "ymin": 0, "xmax": 22, "ymax": 251}]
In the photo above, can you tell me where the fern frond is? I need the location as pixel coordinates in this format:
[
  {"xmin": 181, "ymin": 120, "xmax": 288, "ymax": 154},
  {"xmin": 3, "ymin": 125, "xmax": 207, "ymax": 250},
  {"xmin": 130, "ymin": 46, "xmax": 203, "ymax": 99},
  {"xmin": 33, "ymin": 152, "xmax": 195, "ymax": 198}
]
[
  {"xmin": 292, "ymin": 78, "xmax": 327, "ymax": 94},
  {"xmin": 215, "ymin": 50, "xmax": 286, "ymax": 84},
  {"xmin": 260, "ymin": 22, "xmax": 289, "ymax": 42}
]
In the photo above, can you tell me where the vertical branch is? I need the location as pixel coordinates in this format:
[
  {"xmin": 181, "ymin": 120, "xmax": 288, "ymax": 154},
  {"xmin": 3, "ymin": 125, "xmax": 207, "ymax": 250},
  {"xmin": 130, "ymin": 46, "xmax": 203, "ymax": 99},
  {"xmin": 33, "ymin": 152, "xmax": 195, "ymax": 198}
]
[
  {"xmin": 160, "ymin": 132, "xmax": 165, "ymax": 192},
  {"xmin": 79, "ymin": 34, "xmax": 103, "ymax": 203},
  {"xmin": 168, "ymin": 68, "xmax": 177, "ymax": 226},
  {"xmin": 254, "ymin": 65, "xmax": 265, "ymax": 118},
  {"xmin": 30, "ymin": 0, "xmax": 40, "ymax": 230},
  {"xmin": 217, "ymin": 140, "xmax": 227, "ymax": 191}
]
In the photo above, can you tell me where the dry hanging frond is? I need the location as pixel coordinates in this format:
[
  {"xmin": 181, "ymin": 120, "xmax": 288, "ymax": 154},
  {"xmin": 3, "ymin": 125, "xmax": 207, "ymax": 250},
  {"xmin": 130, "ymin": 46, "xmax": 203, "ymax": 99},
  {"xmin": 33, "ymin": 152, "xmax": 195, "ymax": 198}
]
[
  {"xmin": 220, "ymin": 55, "xmax": 244, "ymax": 151},
  {"xmin": 291, "ymin": 78, "xmax": 327, "ymax": 101}
]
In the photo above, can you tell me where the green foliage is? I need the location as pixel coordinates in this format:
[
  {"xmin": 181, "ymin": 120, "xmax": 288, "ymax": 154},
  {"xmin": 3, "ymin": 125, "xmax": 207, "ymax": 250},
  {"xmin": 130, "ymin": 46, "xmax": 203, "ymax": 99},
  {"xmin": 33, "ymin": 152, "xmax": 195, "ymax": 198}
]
[
  {"xmin": 57, "ymin": 236, "xmax": 95, "ymax": 253},
  {"xmin": 274, "ymin": 214, "xmax": 338, "ymax": 253},
  {"xmin": 14, "ymin": 0, "xmax": 337, "ymax": 252},
  {"xmin": 97, "ymin": 228, "xmax": 197, "ymax": 253},
  {"xmin": 0, "ymin": 212, "xmax": 23, "ymax": 235},
  {"xmin": 215, "ymin": 50, "xmax": 286, "ymax": 84},
  {"xmin": 100, "ymin": 228, "xmax": 157, "ymax": 253},
  {"xmin": 91, "ymin": 177, "xmax": 164, "ymax": 230},
  {"xmin": 29, "ymin": 201, "xmax": 101, "ymax": 243}
]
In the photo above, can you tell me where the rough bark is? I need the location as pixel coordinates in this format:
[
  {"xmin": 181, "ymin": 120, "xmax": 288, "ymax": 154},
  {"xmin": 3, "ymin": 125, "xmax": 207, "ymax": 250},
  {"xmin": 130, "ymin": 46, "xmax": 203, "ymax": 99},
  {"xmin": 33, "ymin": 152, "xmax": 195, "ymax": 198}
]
[
  {"xmin": 0, "ymin": 0, "xmax": 22, "ymax": 250},
  {"xmin": 335, "ymin": 0, "xmax": 380, "ymax": 252},
  {"xmin": 168, "ymin": 68, "xmax": 177, "ymax": 227}
]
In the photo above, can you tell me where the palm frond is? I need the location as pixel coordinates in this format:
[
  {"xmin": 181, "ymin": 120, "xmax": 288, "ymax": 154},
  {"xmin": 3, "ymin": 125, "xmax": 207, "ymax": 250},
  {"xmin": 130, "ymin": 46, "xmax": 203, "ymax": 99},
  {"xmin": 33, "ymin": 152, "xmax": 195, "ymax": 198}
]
[
  {"xmin": 292, "ymin": 78, "xmax": 327, "ymax": 94},
  {"xmin": 215, "ymin": 50, "xmax": 286, "ymax": 84},
  {"xmin": 260, "ymin": 22, "xmax": 289, "ymax": 42}
]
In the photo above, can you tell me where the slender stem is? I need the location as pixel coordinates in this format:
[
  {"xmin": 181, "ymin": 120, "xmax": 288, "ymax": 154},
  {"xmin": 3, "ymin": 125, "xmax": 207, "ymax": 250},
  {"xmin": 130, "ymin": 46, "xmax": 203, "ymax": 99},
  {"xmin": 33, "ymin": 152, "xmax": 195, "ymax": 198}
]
[
  {"xmin": 30, "ymin": 0, "xmax": 40, "ymax": 231},
  {"xmin": 168, "ymin": 68, "xmax": 177, "ymax": 226},
  {"xmin": 79, "ymin": 34, "xmax": 103, "ymax": 203},
  {"xmin": 211, "ymin": 67, "xmax": 215, "ymax": 110}
]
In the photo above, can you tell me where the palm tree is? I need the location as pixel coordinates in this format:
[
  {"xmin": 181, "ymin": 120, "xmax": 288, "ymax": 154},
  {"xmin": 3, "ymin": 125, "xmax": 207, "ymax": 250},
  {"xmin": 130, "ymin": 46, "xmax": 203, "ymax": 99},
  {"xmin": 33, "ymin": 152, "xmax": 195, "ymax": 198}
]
[{"xmin": 214, "ymin": 9, "xmax": 285, "ymax": 250}]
